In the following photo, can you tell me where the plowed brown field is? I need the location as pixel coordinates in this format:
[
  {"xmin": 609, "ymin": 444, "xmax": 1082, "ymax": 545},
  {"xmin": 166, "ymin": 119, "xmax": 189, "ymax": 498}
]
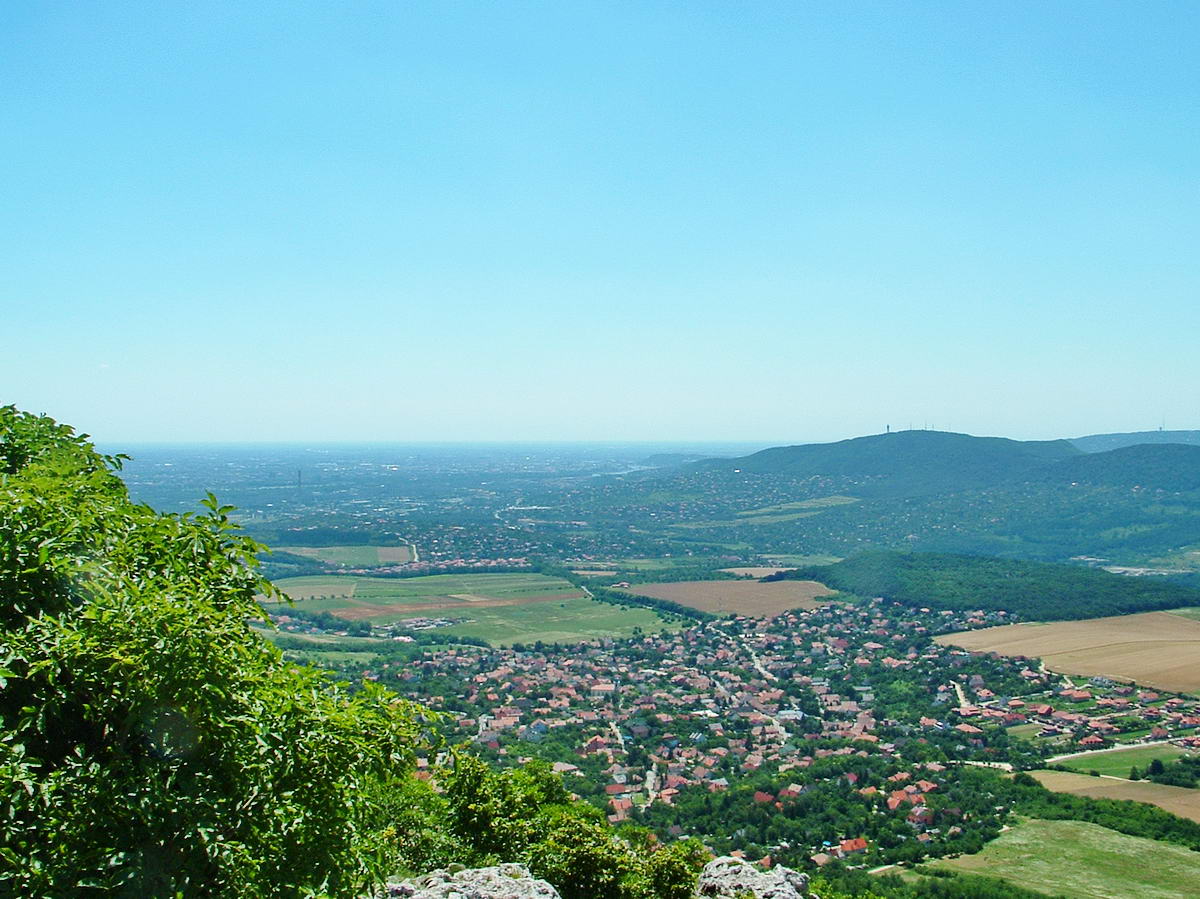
[{"xmin": 622, "ymin": 579, "xmax": 835, "ymax": 616}]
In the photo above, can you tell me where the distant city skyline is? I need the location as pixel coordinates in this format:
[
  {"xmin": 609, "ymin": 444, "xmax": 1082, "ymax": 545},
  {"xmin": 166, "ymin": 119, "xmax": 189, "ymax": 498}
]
[{"xmin": 4, "ymin": 2, "xmax": 1197, "ymax": 443}]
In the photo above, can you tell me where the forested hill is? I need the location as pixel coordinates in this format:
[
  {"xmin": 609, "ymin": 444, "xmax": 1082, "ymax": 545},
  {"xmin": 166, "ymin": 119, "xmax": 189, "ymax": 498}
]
[
  {"xmin": 769, "ymin": 551, "xmax": 1200, "ymax": 621},
  {"xmin": 1071, "ymin": 430, "xmax": 1200, "ymax": 454},
  {"xmin": 590, "ymin": 431, "xmax": 1200, "ymax": 565},
  {"xmin": 694, "ymin": 431, "xmax": 1081, "ymax": 498},
  {"xmin": 1034, "ymin": 443, "xmax": 1200, "ymax": 491}
]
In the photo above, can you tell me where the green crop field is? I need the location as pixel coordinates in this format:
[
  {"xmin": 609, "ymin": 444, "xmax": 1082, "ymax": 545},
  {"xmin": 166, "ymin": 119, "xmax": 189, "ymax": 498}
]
[
  {"xmin": 435, "ymin": 595, "xmax": 676, "ymax": 646},
  {"xmin": 270, "ymin": 572, "xmax": 583, "ymax": 611},
  {"xmin": 923, "ymin": 817, "xmax": 1200, "ymax": 898},
  {"xmin": 1057, "ymin": 744, "xmax": 1189, "ymax": 777},
  {"xmin": 267, "ymin": 572, "xmax": 675, "ymax": 645}
]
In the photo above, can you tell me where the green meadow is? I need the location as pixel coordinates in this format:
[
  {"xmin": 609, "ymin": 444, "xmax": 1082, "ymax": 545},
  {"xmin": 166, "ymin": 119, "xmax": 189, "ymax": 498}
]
[
  {"xmin": 1058, "ymin": 744, "xmax": 1189, "ymax": 777},
  {"xmin": 269, "ymin": 572, "xmax": 675, "ymax": 646},
  {"xmin": 922, "ymin": 817, "xmax": 1200, "ymax": 898}
]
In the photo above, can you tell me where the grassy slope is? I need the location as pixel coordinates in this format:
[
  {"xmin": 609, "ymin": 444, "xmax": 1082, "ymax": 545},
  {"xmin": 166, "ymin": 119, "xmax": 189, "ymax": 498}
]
[{"xmin": 926, "ymin": 817, "xmax": 1200, "ymax": 898}]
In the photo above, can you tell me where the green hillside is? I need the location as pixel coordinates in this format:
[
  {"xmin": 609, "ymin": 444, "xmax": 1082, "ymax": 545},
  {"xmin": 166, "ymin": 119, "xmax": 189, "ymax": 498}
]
[
  {"xmin": 1072, "ymin": 430, "xmax": 1200, "ymax": 453},
  {"xmin": 1036, "ymin": 443, "xmax": 1200, "ymax": 491},
  {"xmin": 601, "ymin": 434, "xmax": 1200, "ymax": 566},
  {"xmin": 697, "ymin": 430, "xmax": 1081, "ymax": 498},
  {"xmin": 772, "ymin": 551, "xmax": 1200, "ymax": 620}
]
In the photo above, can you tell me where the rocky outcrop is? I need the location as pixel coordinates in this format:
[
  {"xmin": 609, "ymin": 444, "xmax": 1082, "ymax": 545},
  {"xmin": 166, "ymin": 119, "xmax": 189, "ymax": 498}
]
[
  {"xmin": 695, "ymin": 856, "xmax": 809, "ymax": 899},
  {"xmin": 386, "ymin": 863, "xmax": 561, "ymax": 899}
]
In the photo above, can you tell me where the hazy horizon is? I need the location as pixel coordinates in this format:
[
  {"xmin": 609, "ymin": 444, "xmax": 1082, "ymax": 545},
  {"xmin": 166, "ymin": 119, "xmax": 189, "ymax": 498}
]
[{"xmin": 95, "ymin": 425, "xmax": 1200, "ymax": 453}]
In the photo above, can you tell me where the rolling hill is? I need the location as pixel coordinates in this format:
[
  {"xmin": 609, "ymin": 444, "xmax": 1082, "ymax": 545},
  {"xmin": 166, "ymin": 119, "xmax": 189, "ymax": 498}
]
[
  {"xmin": 1036, "ymin": 444, "xmax": 1200, "ymax": 492},
  {"xmin": 695, "ymin": 430, "xmax": 1081, "ymax": 498},
  {"xmin": 584, "ymin": 431, "xmax": 1200, "ymax": 567},
  {"xmin": 1071, "ymin": 430, "xmax": 1200, "ymax": 454}
]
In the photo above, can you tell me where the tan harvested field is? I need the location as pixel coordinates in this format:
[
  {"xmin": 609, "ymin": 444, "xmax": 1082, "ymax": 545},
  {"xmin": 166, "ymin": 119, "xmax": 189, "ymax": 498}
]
[
  {"xmin": 719, "ymin": 567, "xmax": 797, "ymax": 578},
  {"xmin": 623, "ymin": 579, "xmax": 835, "ymax": 616},
  {"xmin": 571, "ymin": 570, "xmax": 619, "ymax": 577},
  {"xmin": 1032, "ymin": 770, "xmax": 1200, "ymax": 824},
  {"xmin": 935, "ymin": 611, "xmax": 1200, "ymax": 693}
]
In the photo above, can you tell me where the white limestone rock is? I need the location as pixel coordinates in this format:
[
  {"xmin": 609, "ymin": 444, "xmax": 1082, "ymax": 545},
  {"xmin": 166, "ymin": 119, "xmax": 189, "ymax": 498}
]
[
  {"xmin": 388, "ymin": 863, "xmax": 561, "ymax": 899},
  {"xmin": 695, "ymin": 855, "xmax": 809, "ymax": 899}
]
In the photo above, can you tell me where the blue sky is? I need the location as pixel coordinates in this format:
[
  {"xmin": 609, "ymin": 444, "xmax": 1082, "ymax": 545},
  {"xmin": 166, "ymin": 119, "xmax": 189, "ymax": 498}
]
[{"xmin": 3, "ymin": 2, "xmax": 1197, "ymax": 443}]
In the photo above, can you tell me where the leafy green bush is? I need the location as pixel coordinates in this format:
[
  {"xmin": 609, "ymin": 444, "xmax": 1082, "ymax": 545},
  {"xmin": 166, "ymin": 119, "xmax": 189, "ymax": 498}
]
[
  {"xmin": 441, "ymin": 753, "xmax": 706, "ymax": 898},
  {"xmin": 0, "ymin": 407, "xmax": 424, "ymax": 896}
]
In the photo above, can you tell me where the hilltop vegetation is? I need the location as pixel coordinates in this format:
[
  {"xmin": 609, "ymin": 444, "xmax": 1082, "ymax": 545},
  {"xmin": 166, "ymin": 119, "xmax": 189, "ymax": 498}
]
[{"xmin": 769, "ymin": 551, "xmax": 1200, "ymax": 620}]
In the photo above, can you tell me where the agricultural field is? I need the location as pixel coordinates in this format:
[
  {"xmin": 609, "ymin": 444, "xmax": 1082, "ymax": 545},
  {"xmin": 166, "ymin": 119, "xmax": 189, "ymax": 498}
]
[
  {"xmin": 671, "ymin": 495, "xmax": 859, "ymax": 529},
  {"xmin": 920, "ymin": 816, "xmax": 1200, "ymax": 898},
  {"xmin": 1055, "ymin": 744, "xmax": 1189, "ymax": 778},
  {"xmin": 431, "ymin": 595, "xmax": 674, "ymax": 647},
  {"xmin": 269, "ymin": 572, "xmax": 674, "ymax": 646},
  {"xmin": 276, "ymin": 544, "xmax": 414, "ymax": 566},
  {"xmin": 936, "ymin": 611, "xmax": 1200, "ymax": 693},
  {"xmin": 622, "ymin": 579, "xmax": 835, "ymax": 616},
  {"xmin": 271, "ymin": 572, "xmax": 585, "ymax": 617},
  {"xmin": 1032, "ymin": 770, "xmax": 1200, "ymax": 824},
  {"xmin": 760, "ymin": 554, "xmax": 841, "ymax": 567}
]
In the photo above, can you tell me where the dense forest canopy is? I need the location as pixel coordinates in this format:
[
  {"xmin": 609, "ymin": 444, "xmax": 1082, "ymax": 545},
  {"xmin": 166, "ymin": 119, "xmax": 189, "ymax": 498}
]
[{"xmin": 770, "ymin": 551, "xmax": 1200, "ymax": 620}]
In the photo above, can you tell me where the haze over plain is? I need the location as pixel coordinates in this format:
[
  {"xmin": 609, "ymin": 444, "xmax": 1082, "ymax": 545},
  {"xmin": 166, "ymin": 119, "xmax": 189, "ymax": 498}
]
[{"xmin": 3, "ymin": 2, "xmax": 1196, "ymax": 442}]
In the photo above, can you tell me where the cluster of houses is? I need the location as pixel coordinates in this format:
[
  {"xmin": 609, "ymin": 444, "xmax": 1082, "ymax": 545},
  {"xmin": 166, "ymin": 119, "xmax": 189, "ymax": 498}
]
[
  {"xmin": 931, "ymin": 663, "xmax": 1200, "ymax": 750},
  {"xmin": 371, "ymin": 593, "xmax": 1200, "ymax": 867}
]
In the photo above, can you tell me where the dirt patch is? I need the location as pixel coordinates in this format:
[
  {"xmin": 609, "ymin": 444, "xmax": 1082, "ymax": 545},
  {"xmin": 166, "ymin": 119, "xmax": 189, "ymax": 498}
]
[
  {"xmin": 1032, "ymin": 770, "xmax": 1200, "ymax": 823},
  {"xmin": 376, "ymin": 546, "xmax": 414, "ymax": 563},
  {"xmin": 329, "ymin": 603, "xmax": 396, "ymax": 620},
  {"xmin": 622, "ymin": 579, "xmax": 835, "ymax": 616},
  {"xmin": 936, "ymin": 611, "xmax": 1200, "ymax": 693}
]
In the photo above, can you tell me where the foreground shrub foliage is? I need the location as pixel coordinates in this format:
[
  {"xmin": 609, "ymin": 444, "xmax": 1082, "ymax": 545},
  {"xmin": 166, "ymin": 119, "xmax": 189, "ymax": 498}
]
[
  {"xmin": 0, "ymin": 407, "xmax": 706, "ymax": 898},
  {"xmin": 441, "ymin": 754, "xmax": 707, "ymax": 899},
  {"xmin": 0, "ymin": 408, "xmax": 424, "ymax": 896}
]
